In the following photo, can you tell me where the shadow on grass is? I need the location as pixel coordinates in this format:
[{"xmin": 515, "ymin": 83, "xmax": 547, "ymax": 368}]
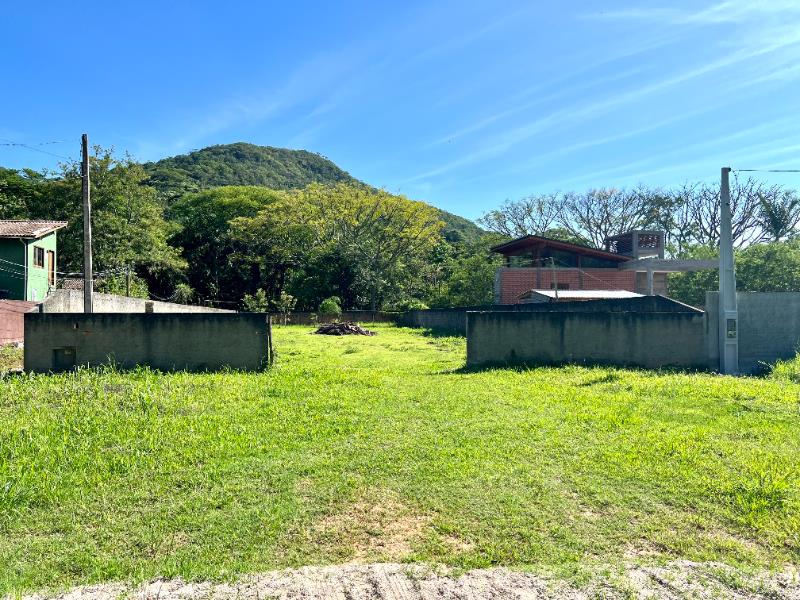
[
  {"xmin": 440, "ymin": 358, "xmax": 713, "ymax": 377},
  {"xmin": 419, "ymin": 327, "xmax": 465, "ymax": 339}
]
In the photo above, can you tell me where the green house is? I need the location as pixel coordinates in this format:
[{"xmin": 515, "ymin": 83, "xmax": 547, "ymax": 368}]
[{"xmin": 0, "ymin": 220, "xmax": 68, "ymax": 301}]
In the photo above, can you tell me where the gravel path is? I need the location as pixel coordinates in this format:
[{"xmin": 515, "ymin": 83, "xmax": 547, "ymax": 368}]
[{"xmin": 19, "ymin": 561, "xmax": 800, "ymax": 600}]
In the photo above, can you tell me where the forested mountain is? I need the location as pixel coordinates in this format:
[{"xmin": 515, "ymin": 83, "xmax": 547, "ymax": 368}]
[
  {"xmin": 145, "ymin": 142, "xmax": 485, "ymax": 243},
  {"xmin": 144, "ymin": 143, "xmax": 358, "ymax": 194}
]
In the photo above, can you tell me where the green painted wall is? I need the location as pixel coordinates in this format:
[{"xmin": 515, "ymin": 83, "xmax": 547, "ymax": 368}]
[
  {"xmin": 0, "ymin": 232, "xmax": 58, "ymax": 301},
  {"xmin": 0, "ymin": 239, "xmax": 26, "ymax": 299},
  {"xmin": 26, "ymin": 232, "xmax": 58, "ymax": 301}
]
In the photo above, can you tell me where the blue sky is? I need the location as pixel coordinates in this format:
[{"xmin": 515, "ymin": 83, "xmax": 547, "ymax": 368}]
[{"xmin": 2, "ymin": 1, "xmax": 800, "ymax": 220}]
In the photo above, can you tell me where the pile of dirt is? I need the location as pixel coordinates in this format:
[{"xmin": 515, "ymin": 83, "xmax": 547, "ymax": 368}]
[{"xmin": 313, "ymin": 322, "xmax": 376, "ymax": 336}]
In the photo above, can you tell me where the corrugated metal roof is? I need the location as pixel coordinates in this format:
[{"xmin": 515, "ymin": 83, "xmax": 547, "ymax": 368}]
[
  {"xmin": 0, "ymin": 220, "xmax": 68, "ymax": 239},
  {"xmin": 519, "ymin": 289, "xmax": 643, "ymax": 303}
]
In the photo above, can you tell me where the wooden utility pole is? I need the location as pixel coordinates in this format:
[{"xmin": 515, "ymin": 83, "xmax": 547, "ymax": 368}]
[{"xmin": 82, "ymin": 134, "xmax": 93, "ymax": 313}]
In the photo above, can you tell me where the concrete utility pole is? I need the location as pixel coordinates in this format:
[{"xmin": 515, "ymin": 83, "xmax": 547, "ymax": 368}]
[
  {"xmin": 82, "ymin": 134, "xmax": 93, "ymax": 313},
  {"xmin": 550, "ymin": 257, "xmax": 558, "ymax": 300},
  {"xmin": 719, "ymin": 167, "xmax": 738, "ymax": 374}
]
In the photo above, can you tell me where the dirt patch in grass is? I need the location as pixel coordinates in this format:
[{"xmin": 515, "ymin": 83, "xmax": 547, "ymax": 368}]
[{"xmin": 314, "ymin": 491, "xmax": 431, "ymax": 562}]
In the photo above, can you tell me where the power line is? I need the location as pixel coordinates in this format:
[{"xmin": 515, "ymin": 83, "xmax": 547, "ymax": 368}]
[
  {"xmin": 734, "ymin": 169, "xmax": 800, "ymax": 173},
  {"xmin": 0, "ymin": 138, "xmax": 72, "ymax": 160}
]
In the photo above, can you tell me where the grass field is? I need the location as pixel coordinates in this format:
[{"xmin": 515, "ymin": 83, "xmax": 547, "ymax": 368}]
[{"xmin": 1, "ymin": 324, "xmax": 798, "ymax": 594}]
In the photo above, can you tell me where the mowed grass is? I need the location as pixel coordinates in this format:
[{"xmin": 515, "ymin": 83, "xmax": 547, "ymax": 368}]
[{"xmin": 0, "ymin": 324, "xmax": 798, "ymax": 593}]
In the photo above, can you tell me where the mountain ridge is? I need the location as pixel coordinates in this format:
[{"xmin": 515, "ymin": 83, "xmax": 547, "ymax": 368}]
[{"xmin": 144, "ymin": 142, "xmax": 484, "ymax": 243}]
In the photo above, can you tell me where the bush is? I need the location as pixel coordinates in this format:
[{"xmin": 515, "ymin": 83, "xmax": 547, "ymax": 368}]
[
  {"xmin": 770, "ymin": 355, "xmax": 800, "ymax": 383},
  {"xmin": 387, "ymin": 298, "xmax": 429, "ymax": 311},
  {"xmin": 172, "ymin": 283, "xmax": 194, "ymax": 304},
  {"xmin": 318, "ymin": 296, "xmax": 342, "ymax": 320},
  {"xmin": 242, "ymin": 289, "xmax": 270, "ymax": 312},
  {"xmin": 95, "ymin": 273, "xmax": 149, "ymax": 299}
]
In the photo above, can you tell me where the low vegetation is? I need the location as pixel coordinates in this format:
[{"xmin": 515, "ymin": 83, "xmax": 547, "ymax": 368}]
[
  {"xmin": 0, "ymin": 346, "xmax": 21, "ymax": 372},
  {"xmin": 1, "ymin": 325, "xmax": 798, "ymax": 595}
]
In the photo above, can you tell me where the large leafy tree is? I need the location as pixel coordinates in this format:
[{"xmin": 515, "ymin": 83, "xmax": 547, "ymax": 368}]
[
  {"xmin": 292, "ymin": 184, "xmax": 444, "ymax": 309},
  {"xmin": 1, "ymin": 149, "xmax": 184, "ymax": 293},
  {"xmin": 168, "ymin": 186, "xmax": 284, "ymax": 304},
  {"xmin": 87, "ymin": 149, "xmax": 185, "ymax": 289},
  {"xmin": 424, "ymin": 233, "xmax": 505, "ymax": 307}
]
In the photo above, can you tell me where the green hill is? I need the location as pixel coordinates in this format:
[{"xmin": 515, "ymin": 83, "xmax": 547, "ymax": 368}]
[
  {"xmin": 144, "ymin": 142, "xmax": 358, "ymax": 194},
  {"xmin": 145, "ymin": 142, "xmax": 484, "ymax": 242}
]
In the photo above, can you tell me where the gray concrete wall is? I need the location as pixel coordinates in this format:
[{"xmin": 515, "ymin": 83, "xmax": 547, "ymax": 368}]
[
  {"xmin": 24, "ymin": 313, "xmax": 270, "ymax": 372},
  {"xmin": 40, "ymin": 289, "xmax": 232, "ymax": 314},
  {"xmin": 466, "ymin": 310, "xmax": 709, "ymax": 370},
  {"xmin": 706, "ymin": 291, "xmax": 800, "ymax": 373},
  {"xmin": 400, "ymin": 296, "xmax": 698, "ymax": 334}
]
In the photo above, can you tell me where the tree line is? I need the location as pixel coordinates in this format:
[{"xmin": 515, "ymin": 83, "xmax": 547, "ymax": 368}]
[
  {"xmin": 0, "ymin": 147, "xmax": 499, "ymax": 310},
  {"xmin": 478, "ymin": 178, "xmax": 800, "ymax": 253},
  {"xmin": 2, "ymin": 146, "xmax": 799, "ymax": 311},
  {"xmin": 478, "ymin": 179, "xmax": 800, "ymax": 306}
]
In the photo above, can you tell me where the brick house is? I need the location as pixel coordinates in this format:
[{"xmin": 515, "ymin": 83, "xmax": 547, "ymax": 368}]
[{"xmin": 492, "ymin": 230, "xmax": 714, "ymax": 305}]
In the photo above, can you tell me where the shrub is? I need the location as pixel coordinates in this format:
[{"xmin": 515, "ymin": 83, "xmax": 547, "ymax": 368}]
[
  {"xmin": 770, "ymin": 354, "xmax": 800, "ymax": 383},
  {"xmin": 387, "ymin": 298, "xmax": 429, "ymax": 311},
  {"xmin": 318, "ymin": 296, "xmax": 342, "ymax": 321},
  {"xmin": 242, "ymin": 289, "xmax": 270, "ymax": 312},
  {"xmin": 172, "ymin": 283, "xmax": 194, "ymax": 304}
]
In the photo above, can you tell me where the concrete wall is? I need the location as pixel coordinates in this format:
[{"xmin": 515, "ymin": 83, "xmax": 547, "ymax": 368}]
[
  {"xmin": 40, "ymin": 289, "xmax": 233, "ymax": 314},
  {"xmin": 24, "ymin": 313, "xmax": 271, "ymax": 372},
  {"xmin": 400, "ymin": 296, "xmax": 696, "ymax": 334},
  {"xmin": 706, "ymin": 291, "xmax": 800, "ymax": 374},
  {"xmin": 467, "ymin": 310, "xmax": 709, "ymax": 370},
  {"xmin": 0, "ymin": 300, "xmax": 38, "ymax": 344}
]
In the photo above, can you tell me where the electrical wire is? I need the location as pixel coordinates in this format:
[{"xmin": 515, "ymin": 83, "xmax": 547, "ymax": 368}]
[
  {"xmin": 733, "ymin": 169, "xmax": 800, "ymax": 173},
  {"xmin": 0, "ymin": 139, "xmax": 72, "ymax": 161}
]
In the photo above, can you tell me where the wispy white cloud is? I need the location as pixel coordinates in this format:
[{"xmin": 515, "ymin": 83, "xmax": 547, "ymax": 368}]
[
  {"xmin": 538, "ymin": 122, "xmax": 800, "ymax": 190},
  {"xmin": 428, "ymin": 66, "xmax": 648, "ymax": 148},
  {"xmin": 584, "ymin": 1, "xmax": 800, "ymax": 25},
  {"xmin": 405, "ymin": 13, "xmax": 800, "ymax": 185}
]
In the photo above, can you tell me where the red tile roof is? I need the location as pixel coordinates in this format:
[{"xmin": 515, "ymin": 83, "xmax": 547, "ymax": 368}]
[{"xmin": 0, "ymin": 220, "xmax": 68, "ymax": 239}]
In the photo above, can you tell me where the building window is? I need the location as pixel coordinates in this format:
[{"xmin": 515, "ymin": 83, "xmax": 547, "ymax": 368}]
[
  {"xmin": 551, "ymin": 282, "xmax": 570, "ymax": 290},
  {"xmin": 33, "ymin": 246, "xmax": 45, "ymax": 268}
]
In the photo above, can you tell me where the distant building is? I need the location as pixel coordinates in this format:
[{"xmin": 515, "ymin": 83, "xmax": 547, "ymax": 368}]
[
  {"xmin": 492, "ymin": 230, "xmax": 715, "ymax": 304},
  {"xmin": 0, "ymin": 220, "xmax": 68, "ymax": 301}
]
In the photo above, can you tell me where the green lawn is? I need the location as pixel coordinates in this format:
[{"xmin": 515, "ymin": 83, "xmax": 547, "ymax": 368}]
[{"xmin": 1, "ymin": 324, "xmax": 798, "ymax": 594}]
